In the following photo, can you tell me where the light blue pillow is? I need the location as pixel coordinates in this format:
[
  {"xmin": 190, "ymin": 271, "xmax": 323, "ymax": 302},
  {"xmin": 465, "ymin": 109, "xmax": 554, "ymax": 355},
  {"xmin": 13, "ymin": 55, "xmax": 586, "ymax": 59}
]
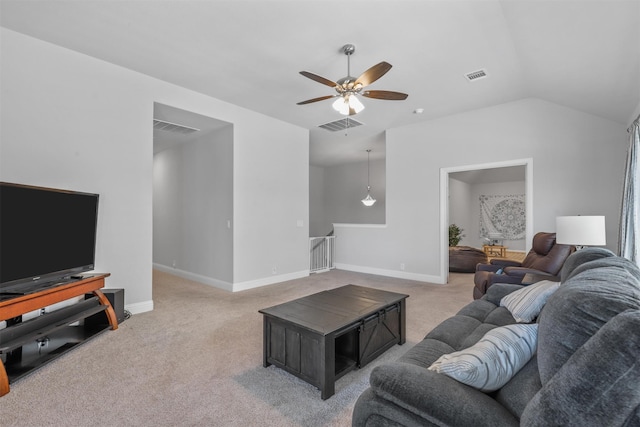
[
  {"xmin": 501, "ymin": 280, "xmax": 560, "ymax": 322},
  {"xmin": 428, "ymin": 324, "xmax": 538, "ymax": 392}
]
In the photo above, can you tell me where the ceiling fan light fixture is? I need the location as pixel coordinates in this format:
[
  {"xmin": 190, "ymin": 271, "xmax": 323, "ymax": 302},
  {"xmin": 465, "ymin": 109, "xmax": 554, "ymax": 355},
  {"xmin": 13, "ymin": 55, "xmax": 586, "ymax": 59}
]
[
  {"xmin": 297, "ymin": 44, "xmax": 407, "ymax": 112},
  {"xmin": 332, "ymin": 94, "xmax": 365, "ymax": 116}
]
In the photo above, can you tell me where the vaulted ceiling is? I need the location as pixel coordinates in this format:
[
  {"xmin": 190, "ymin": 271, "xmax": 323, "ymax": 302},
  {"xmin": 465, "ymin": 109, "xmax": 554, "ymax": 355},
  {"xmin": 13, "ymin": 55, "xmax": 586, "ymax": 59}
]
[{"xmin": 2, "ymin": 0, "xmax": 638, "ymax": 166}]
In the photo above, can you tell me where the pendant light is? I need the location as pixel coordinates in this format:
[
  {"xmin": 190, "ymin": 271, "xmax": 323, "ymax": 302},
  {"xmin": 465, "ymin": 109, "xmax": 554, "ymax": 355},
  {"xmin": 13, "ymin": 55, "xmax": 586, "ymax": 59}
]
[{"xmin": 361, "ymin": 149, "xmax": 376, "ymax": 207}]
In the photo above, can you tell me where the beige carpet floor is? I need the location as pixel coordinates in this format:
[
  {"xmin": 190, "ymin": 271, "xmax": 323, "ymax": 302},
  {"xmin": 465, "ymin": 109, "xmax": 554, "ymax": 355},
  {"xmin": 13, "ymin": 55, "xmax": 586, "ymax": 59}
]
[{"xmin": 0, "ymin": 269, "xmax": 475, "ymax": 426}]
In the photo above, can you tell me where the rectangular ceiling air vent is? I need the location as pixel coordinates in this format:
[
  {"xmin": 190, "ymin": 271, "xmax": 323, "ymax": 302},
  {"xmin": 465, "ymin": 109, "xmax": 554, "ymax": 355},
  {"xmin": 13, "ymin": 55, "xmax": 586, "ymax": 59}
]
[
  {"xmin": 153, "ymin": 119, "xmax": 200, "ymax": 134},
  {"xmin": 318, "ymin": 117, "xmax": 364, "ymax": 132},
  {"xmin": 464, "ymin": 69, "xmax": 488, "ymax": 82}
]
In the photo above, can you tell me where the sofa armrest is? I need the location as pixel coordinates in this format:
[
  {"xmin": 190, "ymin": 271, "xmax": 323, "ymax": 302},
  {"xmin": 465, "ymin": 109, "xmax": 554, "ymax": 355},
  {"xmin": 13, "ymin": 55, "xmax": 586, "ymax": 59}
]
[
  {"xmin": 488, "ymin": 273, "xmax": 525, "ymax": 286},
  {"xmin": 490, "ymin": 258, "xmax": 523, "ymax": 268},
  {"xmin": 476, "ymin": 263, "xmax": 502, "ymax": 273},
  {"xmin": 521, "ymin": 309, "xmax": 640, "ymax": 427},
  {"xmin": 369, "ymin": 362, "xmax": 519, "ymax": 427}
]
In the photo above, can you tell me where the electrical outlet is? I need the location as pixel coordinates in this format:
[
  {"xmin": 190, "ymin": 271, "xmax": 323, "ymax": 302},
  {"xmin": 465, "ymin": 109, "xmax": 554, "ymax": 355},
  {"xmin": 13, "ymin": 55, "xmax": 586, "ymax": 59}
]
[{"xmin": 400, "ymin": 263, "xmax": 405, "ymax": 271}]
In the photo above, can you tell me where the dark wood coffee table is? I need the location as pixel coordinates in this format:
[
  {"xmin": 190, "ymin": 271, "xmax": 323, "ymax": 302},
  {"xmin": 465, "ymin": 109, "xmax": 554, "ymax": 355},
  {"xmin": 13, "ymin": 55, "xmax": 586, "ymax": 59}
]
[{"xmin": 259, "ymin": 284, "xmax": 408, "ymax": 399}]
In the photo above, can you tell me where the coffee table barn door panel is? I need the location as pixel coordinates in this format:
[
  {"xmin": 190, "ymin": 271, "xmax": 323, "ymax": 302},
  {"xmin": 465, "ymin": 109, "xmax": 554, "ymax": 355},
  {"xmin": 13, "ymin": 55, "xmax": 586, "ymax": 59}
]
[{"xmin": 359, "ymin": 304, "xmax": 401, "ymax": 367}]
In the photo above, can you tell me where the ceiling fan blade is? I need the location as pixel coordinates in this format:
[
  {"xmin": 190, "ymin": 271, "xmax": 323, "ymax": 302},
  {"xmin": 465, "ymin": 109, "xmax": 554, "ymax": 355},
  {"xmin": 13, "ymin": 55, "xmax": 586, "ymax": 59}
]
[
  {"xmin": 356, "ymin": 62, "xmax": 392, "ymax": 87},
  {"xmin": 296, "ymin": 95, "xmax": 336, "ymax": 105},
  {"xmin": 361, "ymin": 90, "xmax": 408, "ymax": 100},
  {"xmin": 299, "ymin": 71, "xmax": 337, "ymax": 88}
]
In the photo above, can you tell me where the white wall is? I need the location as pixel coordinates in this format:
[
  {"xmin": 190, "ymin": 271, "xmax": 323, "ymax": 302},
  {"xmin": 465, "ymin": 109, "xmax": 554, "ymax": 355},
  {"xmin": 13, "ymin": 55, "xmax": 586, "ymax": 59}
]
[
  {"xmin": 327, "ymin": 159, "xmax": 386, "ymax": 222},
  {"xmin": 232, "ymin": 115, "xmax": 309, "ymax": 289},
  {"xmin": 448, "ymin": 177, "xmax": 472, "ymax": 245},
  {"xmin": 1, "ymin": 29, "xmax": 309, "ymax": 309},
  {"xmin": 309, "ymin": 165, "xmax": 327, "ymax": 237},
  {"xmin": 153, "ymin": 124, "xmax": 234, "ymax": 287},
  {"xmin": 1, "ymin": 29, "xmax": 155, "ymax": 312},
  {"xmin": 335, "ymin": 98, "xmax": 629, "ymax": 283},
  {"xmin": 310, "ymin": 159, "xmax": 386, "ymax": 237}
]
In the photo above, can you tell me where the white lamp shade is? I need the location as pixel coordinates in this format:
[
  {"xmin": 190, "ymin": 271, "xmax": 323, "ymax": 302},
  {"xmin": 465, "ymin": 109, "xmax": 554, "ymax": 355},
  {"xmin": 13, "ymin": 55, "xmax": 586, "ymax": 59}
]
[
  {"xmin": 332, "ymin": 94, "xmax": 364, "ymax": 115},
  {"xmin": 349, "ymin": 95, "xmax": 364, "ymax": 113},
  {"xmin": 556, "ymin": 216, "xmax": 606, "ymax": 246},
  {"xmin": 361, "ymin": 193, "xmax": 376, "ymax": 206}
]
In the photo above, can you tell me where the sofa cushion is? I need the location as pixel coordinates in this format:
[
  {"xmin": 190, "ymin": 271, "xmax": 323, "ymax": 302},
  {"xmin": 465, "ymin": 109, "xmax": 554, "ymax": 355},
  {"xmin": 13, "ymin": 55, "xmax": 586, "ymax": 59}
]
[
  {"xmin": 426, "ymin": 301, "xmax": 516, "ymax": 347},
  {"xmin": 521, "ymin": 309, "xmax": 640, "ymax": 427},
  {"xmin": 428, "ymin": 324, "xmax": 538, "ymax": 392},
  {"xmin": 494, "ymin": 357, "xmax": 542, "ymax": 419},
  {"xmin": 537, "ymin": 255, "xmax": 640, "ymax": 384},
  {"xmin": 399, "ymin": 298, "xmax": 518, "ymax": 369},
  {"xmin": 425, "ymin": 314, "xmax": 488, "ymax": 350},
  {"xmin": 500, "ymin": 279, "xmax": 560, "ymax": 322},
  {"xmin": 397, "ymin": 338, "xmax": 455, "ymax": 369},
  {"xmin": 455, "ymin": 299, "xmax": 517, "ymax": 329}
]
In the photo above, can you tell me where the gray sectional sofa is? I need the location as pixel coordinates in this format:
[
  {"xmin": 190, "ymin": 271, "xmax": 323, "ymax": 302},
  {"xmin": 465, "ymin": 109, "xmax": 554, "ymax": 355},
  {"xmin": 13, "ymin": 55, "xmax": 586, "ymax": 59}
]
[{"xmin": 352, "ymin": 248, "xmax": 640, "ymax": 426}]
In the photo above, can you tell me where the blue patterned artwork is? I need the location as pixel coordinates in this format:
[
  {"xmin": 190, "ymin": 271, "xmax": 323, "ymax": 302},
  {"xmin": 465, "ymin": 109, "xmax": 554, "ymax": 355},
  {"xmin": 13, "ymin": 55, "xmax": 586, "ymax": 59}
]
[{"xmin": 479, "ymin": 195, "xmax": 526, "ymax": 240}]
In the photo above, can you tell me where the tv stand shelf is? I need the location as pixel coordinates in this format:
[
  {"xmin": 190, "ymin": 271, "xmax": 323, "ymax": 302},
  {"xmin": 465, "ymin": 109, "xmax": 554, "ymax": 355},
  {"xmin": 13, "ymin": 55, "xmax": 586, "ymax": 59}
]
[{"xmin": 0, "ymin": 273, "xmax": 117, "ymax": 397}]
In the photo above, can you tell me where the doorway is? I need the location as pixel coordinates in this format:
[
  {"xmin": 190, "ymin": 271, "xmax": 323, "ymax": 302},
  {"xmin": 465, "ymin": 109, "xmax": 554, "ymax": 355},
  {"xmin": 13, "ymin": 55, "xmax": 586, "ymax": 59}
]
[
  {"xmin": 152, "ymin": 102, "xmax": 234, "ymax": 289},
  {"xmin": 439, "ymin": 158, "xmax": 533, "ymax": 281}
]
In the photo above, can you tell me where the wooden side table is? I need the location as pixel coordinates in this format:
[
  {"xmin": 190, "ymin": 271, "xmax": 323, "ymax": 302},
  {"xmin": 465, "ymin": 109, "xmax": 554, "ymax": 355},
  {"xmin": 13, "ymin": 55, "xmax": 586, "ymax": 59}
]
[{"xmin": 483, "ymin": 245, "xmax": 507, "ymax": 258}]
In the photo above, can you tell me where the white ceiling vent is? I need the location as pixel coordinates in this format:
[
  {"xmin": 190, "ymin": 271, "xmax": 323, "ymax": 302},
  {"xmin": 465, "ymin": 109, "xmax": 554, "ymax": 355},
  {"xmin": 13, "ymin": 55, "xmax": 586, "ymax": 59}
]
[
  {"xmin": 318, "ymin": 117, "xmax": 364, "ymax": 132},
  {"xmin": 153, "ymin": 119, "xmax": 200, "ymax": 134},
  {"xmin": 464, "ymin": 69, "xmax": 488, "ymax": 82}
]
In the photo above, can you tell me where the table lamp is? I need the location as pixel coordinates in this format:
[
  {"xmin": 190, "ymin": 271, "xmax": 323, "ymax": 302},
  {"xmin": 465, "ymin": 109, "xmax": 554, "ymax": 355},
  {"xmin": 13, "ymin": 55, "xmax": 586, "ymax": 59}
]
[{"xmin": 556, "ymin": 216, "xmax": 606, "ymax": 249}]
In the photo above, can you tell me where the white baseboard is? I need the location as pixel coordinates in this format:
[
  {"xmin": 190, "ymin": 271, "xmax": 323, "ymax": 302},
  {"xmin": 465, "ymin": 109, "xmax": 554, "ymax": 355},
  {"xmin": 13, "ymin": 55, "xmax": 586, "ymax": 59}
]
[
  {"xmin": 233, "ymin": 270, "xmax": 310, "ymax": 292},
  {"xmin": 125, "ymin": 299, "xmax": 154, "ymax": 315},
  {"xmin": 334, "ymin": 263, "xmax": 445, "ymax": 284},
  {"xmin": 153, "ymin": 263, "xmax": 234, "ymax": 292},
  {"xmin": 153, "ymin": 263, "xmax": 309, "ymax": 293}
]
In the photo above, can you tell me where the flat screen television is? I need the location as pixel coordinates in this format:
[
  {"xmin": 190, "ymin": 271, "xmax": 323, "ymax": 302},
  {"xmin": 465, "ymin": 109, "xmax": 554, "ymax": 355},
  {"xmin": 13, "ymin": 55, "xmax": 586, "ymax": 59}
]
[{"xmin": 0, "ymin": 182, "xmax": 99, "ymax": 295}]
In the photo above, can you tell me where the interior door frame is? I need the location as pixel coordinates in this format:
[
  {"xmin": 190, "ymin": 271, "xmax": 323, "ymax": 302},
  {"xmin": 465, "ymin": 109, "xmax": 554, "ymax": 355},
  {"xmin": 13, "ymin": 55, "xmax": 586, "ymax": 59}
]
[{"xmin": 439, "ymin": 158, "xmax": 534, "ymax": 282}]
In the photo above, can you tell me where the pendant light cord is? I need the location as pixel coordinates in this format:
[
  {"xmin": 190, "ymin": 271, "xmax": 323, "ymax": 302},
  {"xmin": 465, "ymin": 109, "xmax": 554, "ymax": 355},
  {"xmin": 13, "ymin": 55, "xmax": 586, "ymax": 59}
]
[{"xmin": 367, "ymin": 149, "xmax": 371, "ymax": 190}]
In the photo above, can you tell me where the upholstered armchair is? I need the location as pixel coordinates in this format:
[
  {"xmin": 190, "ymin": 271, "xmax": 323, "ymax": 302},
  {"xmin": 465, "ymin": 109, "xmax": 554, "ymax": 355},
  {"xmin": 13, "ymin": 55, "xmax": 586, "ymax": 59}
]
[{"xmin": 473, "ymin": 232, "xmax": 574, "ymax": 299}]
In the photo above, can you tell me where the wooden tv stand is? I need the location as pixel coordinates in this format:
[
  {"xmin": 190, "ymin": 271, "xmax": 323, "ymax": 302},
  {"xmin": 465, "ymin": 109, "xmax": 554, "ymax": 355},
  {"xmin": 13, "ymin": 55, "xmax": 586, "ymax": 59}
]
[{"xmin": 0, "ymin": 273, "xmax": 117, "ymax": 397}]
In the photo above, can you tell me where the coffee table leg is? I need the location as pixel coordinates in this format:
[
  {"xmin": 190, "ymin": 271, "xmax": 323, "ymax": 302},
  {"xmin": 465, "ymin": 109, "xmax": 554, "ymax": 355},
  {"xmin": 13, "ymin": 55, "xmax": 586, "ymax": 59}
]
[
  {"xmin": 320, "ymin": 335, "xmax": 335, "ymax": 399},
  {"xmin": 399, "ymin": 298, "xmax": 407, "ymax": 345},
  {"xmin": 262, "ymin": 316, "xmax": 271, "ymax": 367}
]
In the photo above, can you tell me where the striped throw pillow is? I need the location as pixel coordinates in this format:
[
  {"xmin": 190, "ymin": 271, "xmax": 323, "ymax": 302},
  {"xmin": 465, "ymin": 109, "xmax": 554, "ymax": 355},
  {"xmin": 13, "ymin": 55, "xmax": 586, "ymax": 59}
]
[
  {"xmin": 428, "ymin": 324, "xmax": 538, "ymax": 392},
  {"xmin": 501, "ymin": 280, "xmax": 560, "ymax": 322}
]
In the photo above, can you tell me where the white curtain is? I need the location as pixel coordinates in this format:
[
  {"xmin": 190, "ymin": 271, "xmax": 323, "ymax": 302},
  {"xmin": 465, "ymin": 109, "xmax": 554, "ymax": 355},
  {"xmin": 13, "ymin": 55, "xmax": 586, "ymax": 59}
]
[{"xmin": 619, "ymin": 116, "xmax": 640, "ymax": 265}]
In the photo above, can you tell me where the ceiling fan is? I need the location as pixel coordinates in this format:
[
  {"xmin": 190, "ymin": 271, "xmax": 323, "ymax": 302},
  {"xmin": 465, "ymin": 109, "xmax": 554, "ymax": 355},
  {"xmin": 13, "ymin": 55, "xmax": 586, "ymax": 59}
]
[{"xmin": 297, "ymin": 44, "xmax": 408, "ymax": 116}]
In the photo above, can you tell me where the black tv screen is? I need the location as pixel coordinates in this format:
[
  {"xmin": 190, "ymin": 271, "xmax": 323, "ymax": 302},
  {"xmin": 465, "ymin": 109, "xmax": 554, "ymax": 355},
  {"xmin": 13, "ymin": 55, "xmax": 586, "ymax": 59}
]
[{"xmin": 0, "ymin": 182, "xmax": 99, "ymax": 293}]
